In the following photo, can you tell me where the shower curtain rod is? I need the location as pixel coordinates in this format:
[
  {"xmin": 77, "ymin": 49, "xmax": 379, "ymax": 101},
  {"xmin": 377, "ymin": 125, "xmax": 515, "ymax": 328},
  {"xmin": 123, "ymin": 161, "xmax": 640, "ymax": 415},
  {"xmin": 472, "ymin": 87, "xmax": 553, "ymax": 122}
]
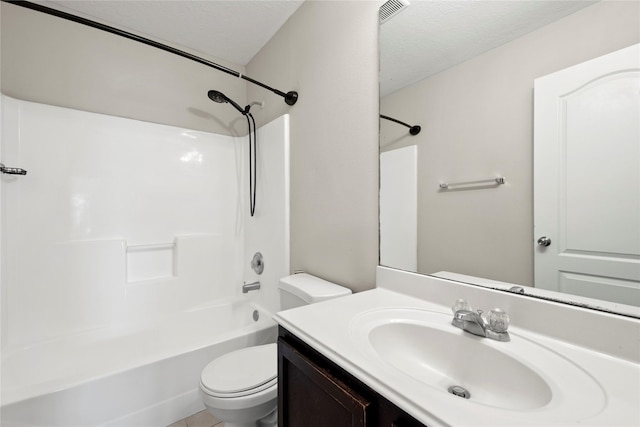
[
  {"xmin": 4, "ymin": 0, "xmax": 299, "ymax": 106},
  {"xmin": 380, "ymin": 114, "xmax": 421, "ymax": 135}
]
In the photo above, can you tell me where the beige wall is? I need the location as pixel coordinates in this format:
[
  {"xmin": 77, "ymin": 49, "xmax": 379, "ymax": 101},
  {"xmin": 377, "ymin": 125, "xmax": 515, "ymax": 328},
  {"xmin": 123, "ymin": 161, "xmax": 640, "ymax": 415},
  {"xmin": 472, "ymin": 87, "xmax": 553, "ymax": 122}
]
[
  {"xmin": 247, "ymin": 1, "xmax": 380, "ymax": 292},
  {"xmin": 380, "ymin": 1, "xmax": 640, "ymax": 286},
  {"xmin": 1, "ymin": 2, "xmax": 247, "ymax": 136},
  {"xmin": 2, "ymin": 1, "xmax": 381, "ymax": 292}
]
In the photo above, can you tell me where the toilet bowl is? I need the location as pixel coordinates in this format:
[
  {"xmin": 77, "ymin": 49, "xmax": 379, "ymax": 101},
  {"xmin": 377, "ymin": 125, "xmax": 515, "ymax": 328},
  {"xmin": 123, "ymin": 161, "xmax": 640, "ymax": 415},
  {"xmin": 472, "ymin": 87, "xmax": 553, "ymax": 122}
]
[
  {"xmin": 199, "ymin": 344, "xmax": 277, "ymax": 427},
  {"xmin": 199, "ymin": 273, "xmax": 351, "ymax": 427}
]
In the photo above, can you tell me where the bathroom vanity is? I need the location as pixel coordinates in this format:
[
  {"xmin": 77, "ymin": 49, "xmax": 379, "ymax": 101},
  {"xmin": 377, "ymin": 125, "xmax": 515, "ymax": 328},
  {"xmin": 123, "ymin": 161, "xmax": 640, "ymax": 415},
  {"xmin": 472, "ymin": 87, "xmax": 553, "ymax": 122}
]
[
  {"xmin": 274, "ymin": 267, "xmax": 640, "ymax": 427},
  {"xmin": 278, "ymin": 327, "xmax": 423, "ymax": 427}
]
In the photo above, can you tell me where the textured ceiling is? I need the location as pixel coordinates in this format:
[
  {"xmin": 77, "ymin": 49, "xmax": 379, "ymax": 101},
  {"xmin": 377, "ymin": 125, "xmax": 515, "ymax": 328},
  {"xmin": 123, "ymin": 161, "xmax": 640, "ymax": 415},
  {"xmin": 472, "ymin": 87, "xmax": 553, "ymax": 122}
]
[
  {"xmin": 42, "ymin": 0, "xmax": 598, "ymax": 96},
  {"xmin": 380, "ymin": 0, "xmax": 598, "ymax": 96},
  {"xmin": 44, "ymin": 0, "xmax": 305, "ymax": 66}
]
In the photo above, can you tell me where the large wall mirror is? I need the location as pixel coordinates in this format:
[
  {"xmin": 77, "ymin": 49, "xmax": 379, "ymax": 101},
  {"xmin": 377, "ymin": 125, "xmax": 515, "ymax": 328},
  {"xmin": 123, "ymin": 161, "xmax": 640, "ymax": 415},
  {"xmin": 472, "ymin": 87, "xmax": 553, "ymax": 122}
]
[{"xmin": 379, "ymin": 0, "xmax": 640, "ymax": 317}]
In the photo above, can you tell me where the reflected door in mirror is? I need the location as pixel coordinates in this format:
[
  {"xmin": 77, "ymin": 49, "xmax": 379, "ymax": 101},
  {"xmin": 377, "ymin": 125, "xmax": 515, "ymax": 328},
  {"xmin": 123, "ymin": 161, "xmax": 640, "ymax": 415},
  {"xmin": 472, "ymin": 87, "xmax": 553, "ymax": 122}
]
[{"xmin": 534, "ymin": 43, "xmax": 640, "ymax": 306}]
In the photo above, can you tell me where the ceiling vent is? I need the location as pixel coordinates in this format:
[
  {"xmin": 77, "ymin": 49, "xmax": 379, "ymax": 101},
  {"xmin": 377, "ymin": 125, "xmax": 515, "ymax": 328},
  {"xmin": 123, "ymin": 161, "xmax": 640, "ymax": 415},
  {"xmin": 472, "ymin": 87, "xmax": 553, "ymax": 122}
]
[{"xmin": 379, "ymin": 0, "xmax": 410, "ymax": 24}]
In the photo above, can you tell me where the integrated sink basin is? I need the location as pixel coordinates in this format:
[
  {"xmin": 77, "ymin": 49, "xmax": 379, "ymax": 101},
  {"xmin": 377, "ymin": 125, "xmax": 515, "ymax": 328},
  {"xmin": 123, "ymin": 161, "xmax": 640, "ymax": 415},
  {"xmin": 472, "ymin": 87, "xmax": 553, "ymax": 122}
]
[
  {"xmin": 350, "ymin": 308, "xmax": 606, "ymax": 418},
  {"xmin": 368, "ymin": 321, "xmax": 550, "ymax": 410}
]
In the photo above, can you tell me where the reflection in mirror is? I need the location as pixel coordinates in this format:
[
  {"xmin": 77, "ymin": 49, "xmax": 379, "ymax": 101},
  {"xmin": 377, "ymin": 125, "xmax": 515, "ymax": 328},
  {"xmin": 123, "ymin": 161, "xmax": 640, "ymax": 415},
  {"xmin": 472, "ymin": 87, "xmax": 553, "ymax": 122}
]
[{"xmin": 379, "ymin": 1, "xmax": 640, "ymax": 317}]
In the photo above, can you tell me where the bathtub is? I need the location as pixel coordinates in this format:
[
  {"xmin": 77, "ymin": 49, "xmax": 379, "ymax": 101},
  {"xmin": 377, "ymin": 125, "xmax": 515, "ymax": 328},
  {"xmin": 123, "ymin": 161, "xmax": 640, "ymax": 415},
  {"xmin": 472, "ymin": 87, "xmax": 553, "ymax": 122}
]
[{"xmin": 0, "ymin": 298, "xmax": 277, "ymax": 427}]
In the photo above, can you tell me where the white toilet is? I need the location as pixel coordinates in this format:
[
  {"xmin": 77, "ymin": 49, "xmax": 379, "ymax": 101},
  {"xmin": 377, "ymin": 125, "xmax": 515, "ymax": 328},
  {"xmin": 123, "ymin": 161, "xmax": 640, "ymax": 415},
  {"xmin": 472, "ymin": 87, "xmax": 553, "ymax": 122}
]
[{"xmin": 199, "ymin": 273, "xmax": 352, "ymax": 427}]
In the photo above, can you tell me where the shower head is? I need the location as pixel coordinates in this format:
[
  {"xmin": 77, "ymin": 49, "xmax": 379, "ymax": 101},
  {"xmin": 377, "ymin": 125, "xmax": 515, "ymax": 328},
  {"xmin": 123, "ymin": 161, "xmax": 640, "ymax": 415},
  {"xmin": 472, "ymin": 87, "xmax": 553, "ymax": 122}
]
[
  {"xmin": 207, "ymin": 90, "xmax": 227, "ymax": 103},
  {"xmin": 207, "ymin": 90, "xmax": 249, "ymax": 115}
]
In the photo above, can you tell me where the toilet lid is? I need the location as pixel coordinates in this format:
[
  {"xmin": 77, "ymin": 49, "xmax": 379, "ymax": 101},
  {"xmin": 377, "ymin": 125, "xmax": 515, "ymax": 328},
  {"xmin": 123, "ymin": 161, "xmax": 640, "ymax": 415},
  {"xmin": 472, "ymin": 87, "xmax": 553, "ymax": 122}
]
[{"xmin": 201, "ymin": 343, "xmax": 277, "ymax": 395}]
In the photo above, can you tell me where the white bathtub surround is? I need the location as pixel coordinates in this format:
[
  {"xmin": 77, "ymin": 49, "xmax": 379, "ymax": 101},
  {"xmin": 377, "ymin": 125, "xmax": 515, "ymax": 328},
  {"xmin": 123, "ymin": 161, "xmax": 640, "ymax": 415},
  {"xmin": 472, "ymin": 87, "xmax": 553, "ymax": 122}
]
[
  {"xmin": 274, "ymin": 266, "xmax": 640, "ymax": 427},
  {"xmin": 1, "ymin": 96, "xmax": 290, "ymax": 426},
  {"xmin": 243, "ymin": 115, "xmax": 290, "ymax": 314}
]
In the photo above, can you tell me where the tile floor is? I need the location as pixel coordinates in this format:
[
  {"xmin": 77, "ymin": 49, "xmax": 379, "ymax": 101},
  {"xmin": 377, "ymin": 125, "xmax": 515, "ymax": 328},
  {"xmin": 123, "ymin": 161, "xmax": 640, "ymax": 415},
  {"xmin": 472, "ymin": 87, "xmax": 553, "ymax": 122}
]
[{"xmin": 167, "ymin": 409, "xmax": 223, "ymax": 427}]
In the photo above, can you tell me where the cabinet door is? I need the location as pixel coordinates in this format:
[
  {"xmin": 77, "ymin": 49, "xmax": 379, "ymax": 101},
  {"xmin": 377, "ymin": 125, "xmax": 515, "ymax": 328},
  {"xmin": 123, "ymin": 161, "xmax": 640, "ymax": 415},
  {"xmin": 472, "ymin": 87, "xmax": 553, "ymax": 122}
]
[{"xmin": 278, "ymin": 337, "xmax": 371, "ymax": 427}]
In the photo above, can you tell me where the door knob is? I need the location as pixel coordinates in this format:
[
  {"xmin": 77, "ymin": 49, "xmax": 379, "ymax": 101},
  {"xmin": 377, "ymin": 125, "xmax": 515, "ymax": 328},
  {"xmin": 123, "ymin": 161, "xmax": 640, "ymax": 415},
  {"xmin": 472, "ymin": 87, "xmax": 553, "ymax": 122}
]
[{"xmin": 537, "ymin": 236, "xmax": 551, "ymax": 247}]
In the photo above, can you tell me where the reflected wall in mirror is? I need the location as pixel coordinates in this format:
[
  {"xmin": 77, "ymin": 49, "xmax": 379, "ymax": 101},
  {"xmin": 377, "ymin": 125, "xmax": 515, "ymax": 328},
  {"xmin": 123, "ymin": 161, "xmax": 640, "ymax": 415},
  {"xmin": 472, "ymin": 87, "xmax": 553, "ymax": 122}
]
[{"xmin": 379, "ymin": 0, "xmax": 640, "ymax": 316}]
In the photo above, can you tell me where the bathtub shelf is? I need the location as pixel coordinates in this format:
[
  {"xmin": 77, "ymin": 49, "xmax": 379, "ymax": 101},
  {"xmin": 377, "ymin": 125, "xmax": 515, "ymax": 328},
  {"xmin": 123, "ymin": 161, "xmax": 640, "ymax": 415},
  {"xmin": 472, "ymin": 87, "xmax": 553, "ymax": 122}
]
[
  {"xmin": 126, "ymin": 240, "xmax": 176, "ymax": 283},
  {"xmin": 126, "ymin": 242, "xmax": 176, "ymax": 252}
]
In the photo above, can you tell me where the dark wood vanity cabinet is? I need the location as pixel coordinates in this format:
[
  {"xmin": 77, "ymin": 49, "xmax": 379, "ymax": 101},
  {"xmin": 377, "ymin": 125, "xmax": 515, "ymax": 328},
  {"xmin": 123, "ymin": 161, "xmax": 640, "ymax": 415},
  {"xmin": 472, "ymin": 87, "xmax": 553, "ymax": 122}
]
[{"xmin": 278, "ymin": 326, "xmax": 426, "ymax": 427}]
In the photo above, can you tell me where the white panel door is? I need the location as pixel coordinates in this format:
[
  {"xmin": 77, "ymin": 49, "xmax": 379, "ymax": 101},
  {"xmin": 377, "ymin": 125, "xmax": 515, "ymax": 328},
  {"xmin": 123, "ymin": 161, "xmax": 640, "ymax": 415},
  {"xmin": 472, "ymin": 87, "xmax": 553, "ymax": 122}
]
[{"xmin": 534, "ymin": 43, "xmax": 640, "ymax": 306}]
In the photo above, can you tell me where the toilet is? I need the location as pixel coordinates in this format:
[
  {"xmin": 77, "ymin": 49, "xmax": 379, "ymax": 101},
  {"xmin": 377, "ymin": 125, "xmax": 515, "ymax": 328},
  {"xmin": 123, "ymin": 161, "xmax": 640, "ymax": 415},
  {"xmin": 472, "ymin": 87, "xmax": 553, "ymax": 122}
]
[{"xmin": 199, "ymin": 273, "xmax": 352, "ymax": 427}]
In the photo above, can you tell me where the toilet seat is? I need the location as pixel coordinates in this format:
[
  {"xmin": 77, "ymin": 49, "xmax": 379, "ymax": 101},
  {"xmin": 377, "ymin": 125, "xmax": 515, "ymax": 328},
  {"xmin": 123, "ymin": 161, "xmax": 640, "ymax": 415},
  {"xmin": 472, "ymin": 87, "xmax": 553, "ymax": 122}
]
[{"xmin": 200, "ymin": 343, "xmax": 277, "ymax": 398}]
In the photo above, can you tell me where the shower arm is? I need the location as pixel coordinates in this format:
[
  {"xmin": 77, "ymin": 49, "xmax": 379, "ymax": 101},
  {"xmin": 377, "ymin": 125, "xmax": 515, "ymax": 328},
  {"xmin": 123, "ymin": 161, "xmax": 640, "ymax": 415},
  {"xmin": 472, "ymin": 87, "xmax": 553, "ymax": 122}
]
[
  {"xmin": 4, "ymin": 0, "xmax": 299, "ymax": 106},
  {"xmin": 380, "ymin": 114, "xmax": 421, "ymax": 135}
]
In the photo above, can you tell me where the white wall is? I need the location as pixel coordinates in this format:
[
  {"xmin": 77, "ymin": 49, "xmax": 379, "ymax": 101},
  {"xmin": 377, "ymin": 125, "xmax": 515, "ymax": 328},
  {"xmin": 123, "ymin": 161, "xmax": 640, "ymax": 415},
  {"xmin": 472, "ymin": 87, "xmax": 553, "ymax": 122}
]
[
  {"xmin": 246, "ymin": 1, "xmax": 381, "ymax": 292},
  {"xmin": 380, "ymin": 1, "xmax": 640, "ymax": 286}
]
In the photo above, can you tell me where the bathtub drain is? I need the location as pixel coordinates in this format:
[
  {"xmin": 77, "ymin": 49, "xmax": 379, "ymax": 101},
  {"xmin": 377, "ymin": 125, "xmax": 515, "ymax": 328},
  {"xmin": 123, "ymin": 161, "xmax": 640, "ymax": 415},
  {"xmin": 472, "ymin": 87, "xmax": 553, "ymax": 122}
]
[
  {"xmin": 448, "ymin": 385, "xmax": 471, "ymax": 399},
  {"xmin": 252, "ymin": 310, "xmax": 259, "ymax": 321}
]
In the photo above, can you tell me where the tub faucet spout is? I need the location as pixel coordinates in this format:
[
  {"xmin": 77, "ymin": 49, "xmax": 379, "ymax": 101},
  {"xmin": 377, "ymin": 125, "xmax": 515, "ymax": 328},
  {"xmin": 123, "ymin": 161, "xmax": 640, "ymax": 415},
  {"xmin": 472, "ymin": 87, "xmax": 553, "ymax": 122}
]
[{"xmin": 242, "ymin": 281, "xmax": 261, "ymax": 293}]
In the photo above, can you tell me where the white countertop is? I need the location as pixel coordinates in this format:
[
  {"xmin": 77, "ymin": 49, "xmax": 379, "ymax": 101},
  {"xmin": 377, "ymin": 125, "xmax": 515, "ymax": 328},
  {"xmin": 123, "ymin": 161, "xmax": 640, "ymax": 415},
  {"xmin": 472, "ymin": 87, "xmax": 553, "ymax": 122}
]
[{"xmin": 274, "ymin": 269, "xmax": 640, "ymax": 427}]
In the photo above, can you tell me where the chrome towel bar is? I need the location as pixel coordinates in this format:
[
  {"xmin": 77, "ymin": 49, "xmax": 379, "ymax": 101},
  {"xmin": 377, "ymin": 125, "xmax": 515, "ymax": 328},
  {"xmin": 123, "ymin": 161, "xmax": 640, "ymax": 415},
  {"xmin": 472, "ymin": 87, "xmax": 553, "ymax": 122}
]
[{"xmin": 439, "ymin": 177, "xmax": 505, "ymax": 190}]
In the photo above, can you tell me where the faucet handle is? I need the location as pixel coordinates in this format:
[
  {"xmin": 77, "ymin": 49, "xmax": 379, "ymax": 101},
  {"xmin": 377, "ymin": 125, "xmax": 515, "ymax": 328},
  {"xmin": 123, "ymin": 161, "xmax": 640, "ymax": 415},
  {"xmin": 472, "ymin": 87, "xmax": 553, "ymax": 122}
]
[
  {"xmin": 452, "ymin": 298, "xmax": 472, "ymax": 314},
  {"xmin": 487, "ymin": 308, "xmax": 510, "ymax": 333}
]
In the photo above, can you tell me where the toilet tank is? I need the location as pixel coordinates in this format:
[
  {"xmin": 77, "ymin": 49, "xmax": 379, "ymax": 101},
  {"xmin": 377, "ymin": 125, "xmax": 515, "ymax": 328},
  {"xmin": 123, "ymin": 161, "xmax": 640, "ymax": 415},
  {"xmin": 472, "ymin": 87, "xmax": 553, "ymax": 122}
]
[{"xmin": 278, "ymin": 273, "xmax": 352, "ymax": 310}]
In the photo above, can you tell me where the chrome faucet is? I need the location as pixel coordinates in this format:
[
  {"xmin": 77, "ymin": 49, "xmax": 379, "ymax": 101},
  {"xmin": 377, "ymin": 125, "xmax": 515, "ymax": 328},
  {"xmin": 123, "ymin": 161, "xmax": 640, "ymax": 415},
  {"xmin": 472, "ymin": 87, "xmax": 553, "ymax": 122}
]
[
  {"xmin": 451, "ymin": 300, "xmax": 510, "ymax": 342},
  {"xmin": 242, "ymin": 281, "xmax": 261, "ymax": 293}
]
